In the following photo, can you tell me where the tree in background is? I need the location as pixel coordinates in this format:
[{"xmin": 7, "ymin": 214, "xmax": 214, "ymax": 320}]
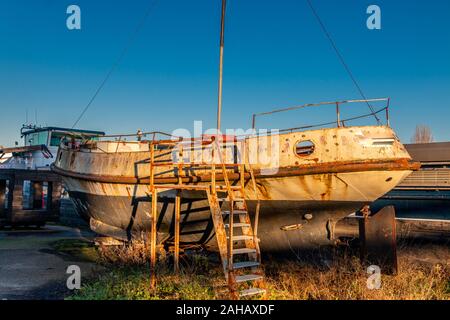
[{"xmin": 411, "ymin": 125, "xmax": 434, "ymax": 143}]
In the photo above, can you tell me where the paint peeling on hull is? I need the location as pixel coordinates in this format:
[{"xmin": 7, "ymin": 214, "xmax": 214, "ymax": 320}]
[
  {"xmin": 69, "ymin": 189, "xmax": 365, "ymax": 251},
  {"xmin": 53, "ymin": 125, "xmax": 419, "ymax": 249}
]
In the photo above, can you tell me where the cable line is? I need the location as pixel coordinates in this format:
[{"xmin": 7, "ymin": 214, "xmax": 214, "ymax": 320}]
[
  {"xmin": 304, "ymin": 0, "xmax": 381, "ymax": 124},
  {"xmin": 71, "ymin": 0, "xmax": 159, "ymax": 128}
]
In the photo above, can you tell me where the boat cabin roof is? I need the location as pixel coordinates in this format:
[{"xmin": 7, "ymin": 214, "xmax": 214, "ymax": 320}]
[
  {"xmin": 21, "ymin": 126, "xmax": 105, "ymax": 137},
  {"xmin": 21, "ymin": 126, "xmax": 105, "ymax": 148}
]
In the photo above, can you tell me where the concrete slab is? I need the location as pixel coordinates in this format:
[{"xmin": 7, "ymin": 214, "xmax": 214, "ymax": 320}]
[{"xmin": 0, "ymin": 225, "xmax": 98, "ymax": 300}]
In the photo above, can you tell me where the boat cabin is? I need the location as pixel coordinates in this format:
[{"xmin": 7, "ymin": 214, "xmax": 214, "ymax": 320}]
[
  {"xmin": 0, "ymin": 126, "xmax": 104, "ymax": 227},
  {"xmin": 0, "ymin": 126, "xmax": 105, "ymax": 170}
]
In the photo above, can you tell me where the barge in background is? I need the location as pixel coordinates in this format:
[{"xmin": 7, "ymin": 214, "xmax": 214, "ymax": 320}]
[
  {"xmin": 374, "ymin": 142, "xmax": 450, "ymax": 220},
  {"xmin": 52, "ymin": 99, "xmax": 420, "ymax": 252},
  {"xmin": 0, "ymin": 125, "xmax": 104, "ymax": 227}
]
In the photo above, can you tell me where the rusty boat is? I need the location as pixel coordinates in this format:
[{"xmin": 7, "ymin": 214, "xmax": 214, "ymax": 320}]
[{"xmin": 52, "ymin": 99, "xmax": 419, "ymax": 252}]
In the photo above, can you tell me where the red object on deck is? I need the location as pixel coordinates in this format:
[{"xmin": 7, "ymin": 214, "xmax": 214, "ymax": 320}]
[{"xmin": 201, "ymin": 134, "xmax": 237, "ymax": 142}]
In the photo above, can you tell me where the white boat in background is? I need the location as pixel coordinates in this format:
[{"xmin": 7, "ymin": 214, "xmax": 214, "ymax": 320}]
[
  {"xmin": 0, "ymin": 125, "xmax": 104, "ymax": 170},
  {"xmin": 0, "ymin": 125, "xmax": 104, "ymax": 227},
  {"xmin": 0, "ymin": 151, "xmax": 11, "ymax": 164}
]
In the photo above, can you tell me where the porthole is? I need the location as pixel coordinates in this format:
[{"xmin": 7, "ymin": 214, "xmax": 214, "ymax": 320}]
[{"xmin": 295, "ymin": 140, "xmax": 315, "ymax": 157}]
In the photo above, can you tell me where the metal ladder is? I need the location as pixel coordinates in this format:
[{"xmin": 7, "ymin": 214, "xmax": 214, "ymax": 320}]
[
  {"xmin": 148, "ymin": 137, "xmax": 266, "ymax": 299},
  {"xmin": 207, "ymin": 139, "xmax": 266, "ymax": 299}
]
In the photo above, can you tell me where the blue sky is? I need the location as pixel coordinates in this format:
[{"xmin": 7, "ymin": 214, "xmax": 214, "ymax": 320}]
[{"xmin": 0, "ymin": 0, "xmax": 449, "ymax": 146}]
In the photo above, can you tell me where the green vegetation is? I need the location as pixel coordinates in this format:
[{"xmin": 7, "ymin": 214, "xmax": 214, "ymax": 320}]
[
  {"xmin": 51, "ymin": 239, "xmax": 99, "ymax": 263},
  {"xmin": 69, "ymin": 247, "xmax": 221, "ymax": 300},
  {"xmin": 69, "ymin": 266, "xmax": 218, "ymax": 300},
  {"xmin": 67, "ymin": 241, "xmax": 449, "ymax": 300}
]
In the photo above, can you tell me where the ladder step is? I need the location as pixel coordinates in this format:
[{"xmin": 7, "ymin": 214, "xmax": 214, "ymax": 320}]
[
  {"xmin": 232, "ymin": 248, "xmax": 256, "ymax": 255},
  {"xmin": 227, "ymin": 235, "xmax": 253, "ymax": 241},
  {"xmin": 235, "ymin": 274, "xmax": 263, "ymax": 283},
  {"xmin": 224, "ymin": 223, "xmax": 251, "ymax": 228},
  {"xmin": 239, "ymin": 288, "xmax": 266, "ymax": 297},
  {"xmin": 222, "ymin": 210, "xmax": 247, "ymax": 215},
  {"xmin": 232, "ymin": 261, "xmax": 260, "ymax": 269}
]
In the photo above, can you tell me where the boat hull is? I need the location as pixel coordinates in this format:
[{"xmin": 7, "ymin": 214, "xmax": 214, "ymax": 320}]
[
  {"xmin": 69, "ymin": 188, "xmax": 365, "ymax": 251},
  {"xmin": 53, "ymin": 125, "xmax": 418, "ymax": 251},
  {"xmin": 63, "ymin": 167, "xmax": 412, "ymax": 251}
]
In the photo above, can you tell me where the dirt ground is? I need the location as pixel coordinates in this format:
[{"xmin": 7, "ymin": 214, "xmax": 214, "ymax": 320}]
[
  {"xmin": 0, "ymin": 225, "xmax": 98, "ymax": 300},
  {"xmin": 398, "ymin": 240, "xmax": 450, "ymax": 267}
]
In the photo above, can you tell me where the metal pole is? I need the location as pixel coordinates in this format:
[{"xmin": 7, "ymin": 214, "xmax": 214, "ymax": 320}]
[
  {"xmin": 150, "ymin": 188, "xmax": 158, "ymax": 289},
  {"xmin": 386, "ymin": 98, "xmax": 391, "ymax": 127},
  {"xmin": 174, "ymin": 191, "xmax": 181, "ymax": 273},
  {"xmin": 216, "ymin": 0, "xmax": 227, "ymax": 132},
  {"xmin": 211, "ymin": 139, "xmax": 217, "ymax": 195},
  {"xmin": 336, "ymin": 102, "xmax": 341, "ymax": 127},
  {"xmin": 150, "ymin": 143, "xmax": 155, "ymax": 192}
]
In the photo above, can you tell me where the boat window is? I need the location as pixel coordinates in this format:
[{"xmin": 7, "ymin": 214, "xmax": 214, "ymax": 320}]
[
  {"xmin": 25, "ymin": 131, "xmax": 49, "ymax": 146},
  {"xmin": 295, "ymin": 140, "xmax": 315, "ymax": 157},
  {"xmin": 50, "ymin": 133, "xmax": 65, "ymax": 147},
  {"xmin": 50, "ymin": 133, "xmax": 100, "ymax": 146},
  {"xmin": 22, "ymin": 180, "xmax": 48, "ymax": 210}
]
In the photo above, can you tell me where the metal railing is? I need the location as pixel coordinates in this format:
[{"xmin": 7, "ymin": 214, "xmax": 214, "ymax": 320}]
[
  {"xmin": 251, "ymin": 98, "xmax": 391, "ymax": 131},
  {"xmin": 97, "ymin": 131, "xmax": 177, "ymax": 142}
]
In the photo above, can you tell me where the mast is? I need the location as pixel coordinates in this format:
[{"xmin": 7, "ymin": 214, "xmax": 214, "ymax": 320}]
[{"xmin": 216, "ymin": 0, "xmax": 226, "ymax": 132}]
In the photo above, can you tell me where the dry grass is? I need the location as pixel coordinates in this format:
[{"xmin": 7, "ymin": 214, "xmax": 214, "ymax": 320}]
[
  {"xmin": 97, "ymin": 238, "xmax": 155, "ymax": 266},
  {"xmin": 265, "ymin": 255, "xmax": 449, "ymax": 300},
  {"xmin": 69, "ymin": 241, "xmax": 449, "ymax": 300}
]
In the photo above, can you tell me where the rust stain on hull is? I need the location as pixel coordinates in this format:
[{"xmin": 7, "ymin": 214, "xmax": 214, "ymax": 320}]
[
  {"xmin": 52, "ymin": 125, "xmax": 420, "ymax": 247},
  {"xmin": 52, "ymin": 158, "xmax": 420, "ymax": 185}
]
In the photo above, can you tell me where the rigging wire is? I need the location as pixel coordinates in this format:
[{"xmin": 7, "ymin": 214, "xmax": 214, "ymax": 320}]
[
  {"xmin": 304, "ymin": 0, "xmax": 381, "ymax": 124},
  {"xmin": 71, "ymin": 0, "xmax": 159, "ymax": 129}
]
